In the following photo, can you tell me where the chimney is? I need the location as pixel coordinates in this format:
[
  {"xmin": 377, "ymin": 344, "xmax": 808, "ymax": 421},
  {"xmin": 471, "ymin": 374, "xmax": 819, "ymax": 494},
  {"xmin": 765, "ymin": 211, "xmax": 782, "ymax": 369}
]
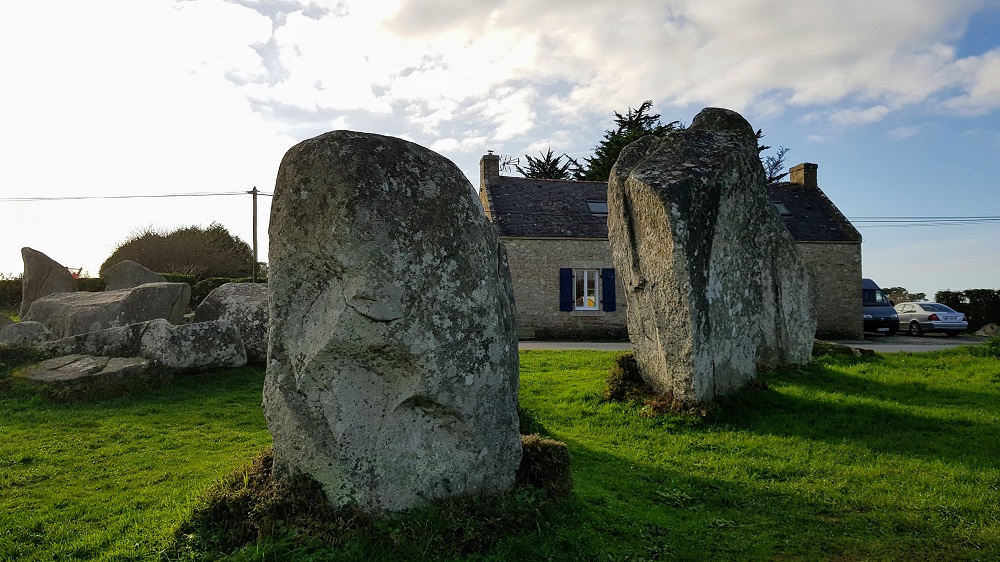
[
  {"xmin": 789, "ymin": 162, "xmax": 818, "ymax": 187},
  {"xmin": 479, "ymin": 150, "xmax": 500, "ymax": 190}
]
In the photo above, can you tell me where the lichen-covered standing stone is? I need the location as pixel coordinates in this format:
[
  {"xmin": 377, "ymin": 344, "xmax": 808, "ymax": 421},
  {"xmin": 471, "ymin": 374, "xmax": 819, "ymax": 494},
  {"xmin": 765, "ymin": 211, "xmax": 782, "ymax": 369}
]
[
  {"xmin": 263, "ymin": 131, "xmax": 521, "ymax": 514},
  {"xmin": 607, "ymin": 107, "xmax": 816, "ymax": 404}
]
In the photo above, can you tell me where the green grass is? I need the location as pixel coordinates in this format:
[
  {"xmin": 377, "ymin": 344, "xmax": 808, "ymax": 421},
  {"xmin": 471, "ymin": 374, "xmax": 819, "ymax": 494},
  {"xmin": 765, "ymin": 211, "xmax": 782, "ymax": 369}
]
[
  {"xmin": 2, "ymin": 344, "xmax": 999, "ymax": 560},
  {"xmin": 1, "ymin": 307, "xmax": 16, "ymax": 322}
]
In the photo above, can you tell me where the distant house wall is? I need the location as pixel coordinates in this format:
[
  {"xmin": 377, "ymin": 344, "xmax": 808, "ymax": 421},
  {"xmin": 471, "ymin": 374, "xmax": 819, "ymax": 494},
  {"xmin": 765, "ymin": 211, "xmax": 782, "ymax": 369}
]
[
  {"xmin": 798, "ymin": 242, "xmax": 863, "ymax": 339},
  {"xmin": 503, "ymin": 235, "xmax": 862, "ymax": 340},
  {"xmin": 502, "ymin": 237, "xmax": 627, "ymax": 340}
]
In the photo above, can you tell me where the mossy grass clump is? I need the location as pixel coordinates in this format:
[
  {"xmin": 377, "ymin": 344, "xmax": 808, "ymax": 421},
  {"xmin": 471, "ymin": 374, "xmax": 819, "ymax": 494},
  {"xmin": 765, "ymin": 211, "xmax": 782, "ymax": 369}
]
[
  {"xmin": 517, "ymin": 434, "xmax": 572, "ymax": 499},
  {"xmin": 603, "ymin": 351, "xmax": 715, "ymax": 418},
  {"xmin": 603, "ymin": 351, "xmax": 644, "ymax": 401},
  {"xmin": 170, "ymin": 439, "xmax": 572, "ymax": 560},
  {"xmin": 0, "ymin": 344, "xmax": 52, "ymax": 381}
]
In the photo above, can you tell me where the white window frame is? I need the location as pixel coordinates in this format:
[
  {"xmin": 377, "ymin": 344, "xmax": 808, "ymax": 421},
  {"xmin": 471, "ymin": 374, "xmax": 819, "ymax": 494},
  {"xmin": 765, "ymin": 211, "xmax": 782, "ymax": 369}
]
[{"xmin": 574, "ymin": 269, "xmax": 601, "ymax": 310}]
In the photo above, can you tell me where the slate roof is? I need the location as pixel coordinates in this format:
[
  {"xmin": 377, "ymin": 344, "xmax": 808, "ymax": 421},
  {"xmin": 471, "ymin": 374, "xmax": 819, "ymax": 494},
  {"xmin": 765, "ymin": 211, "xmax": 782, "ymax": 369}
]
[
  {"xmin": 483, "ymin": 176, "xmax": 611, "ymax": 238},
  {"xmin": 483, "ymin": 175, "xmax": 860, "ymax": 244},
  {"xmin": 766, "ymin": 182, "xmax": 861, "ymax": 243}
]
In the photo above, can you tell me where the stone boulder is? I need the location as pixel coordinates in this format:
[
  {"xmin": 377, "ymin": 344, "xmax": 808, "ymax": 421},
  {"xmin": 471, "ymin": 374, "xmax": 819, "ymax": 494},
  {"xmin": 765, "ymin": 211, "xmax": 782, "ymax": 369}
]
[
  {"xmin": 47, "ymin": 318, "xmax": 246, "ymax": 371},
  {"xmin": 975, "ymin": 323, "xmax": 999, "ymax": 337},
  {"xmin": 23, "ymin": 282, "xmax": 190, "ymax": 339},
  {"xmin": 102, "ymin": 260, "xmax": 166, "ymax": 290},
  {"xmin": 20, "ymin": 247, "xmax": 77, "ymax": 317},
  {"xmin": 607, "ymin": 107, "xmax": 816, "ymax": 405},
  {"xmin": 0, "ymin": 321, "xmax": 52, "ymax": 346},
  {"xmin": 264, "ymin": 130, "xmax": 521, "ymax": 515},
  {"xmin": 193, "ymin": 282, "xmax": 268, "ymax": 363},
  {"xmin": 18, "ymin": 354, "xmax": 155, "ymax": 399}
]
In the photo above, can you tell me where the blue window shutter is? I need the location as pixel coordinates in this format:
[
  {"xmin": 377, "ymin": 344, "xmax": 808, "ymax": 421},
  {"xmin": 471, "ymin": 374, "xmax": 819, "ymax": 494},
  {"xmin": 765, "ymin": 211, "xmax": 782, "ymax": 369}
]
[
  {"xmin": 601, "ymin": 268, "xmax": 616, "ymax": 311},
  {"xmin": 559, "ymin": 268, "xmax": 574, "ymax": 311}
]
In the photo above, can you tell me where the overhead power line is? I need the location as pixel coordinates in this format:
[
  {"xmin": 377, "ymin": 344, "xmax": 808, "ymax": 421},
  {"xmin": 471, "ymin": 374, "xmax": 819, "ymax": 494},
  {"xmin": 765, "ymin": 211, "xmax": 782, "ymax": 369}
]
[
  {"xmin": 849, "ymin": 215, "xmax": 1000, "ymax": 228},
  {"xmin": 0, "ymin": 190, "xmax": 273, "ymax": 202}
]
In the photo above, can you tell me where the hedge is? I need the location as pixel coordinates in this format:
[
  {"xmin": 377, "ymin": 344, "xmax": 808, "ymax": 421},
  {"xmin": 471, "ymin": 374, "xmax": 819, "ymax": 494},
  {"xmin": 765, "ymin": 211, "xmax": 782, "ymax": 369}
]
[{"xmin": 934, "ymin": 289, "xmax": 1000, "ymax": 331}]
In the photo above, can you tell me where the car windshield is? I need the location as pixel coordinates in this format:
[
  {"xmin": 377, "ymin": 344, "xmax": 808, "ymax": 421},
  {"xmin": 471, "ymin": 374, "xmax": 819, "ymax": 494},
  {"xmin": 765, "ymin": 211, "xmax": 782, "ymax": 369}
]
[
  {"xmin": 862, "ymin": 289, "xmax": 891, "ymax": 306},
  {"xmin": 920, "ymin": 303, "xmax": 954, "ymax": 312}
]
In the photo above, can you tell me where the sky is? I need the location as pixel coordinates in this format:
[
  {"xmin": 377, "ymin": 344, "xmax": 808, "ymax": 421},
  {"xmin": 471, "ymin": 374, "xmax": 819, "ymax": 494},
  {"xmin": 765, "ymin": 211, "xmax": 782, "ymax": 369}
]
[{"xmin": 2, "ymin": 0, "xmax": 999, "ymax": 299}]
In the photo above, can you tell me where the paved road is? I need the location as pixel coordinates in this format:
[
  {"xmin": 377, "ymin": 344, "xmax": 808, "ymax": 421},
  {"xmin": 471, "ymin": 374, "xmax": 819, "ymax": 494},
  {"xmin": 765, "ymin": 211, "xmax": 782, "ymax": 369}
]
[
  {"xmin": 829, "ymin": 333, "xmax": 989, "ymax": 353},
  {"xmin": 518, "ymin": 341, "xmax": 631, "ymax": 351},
  {"xmin": 518, "ymin": 334, "xmax": 989, "ymax": 353}
]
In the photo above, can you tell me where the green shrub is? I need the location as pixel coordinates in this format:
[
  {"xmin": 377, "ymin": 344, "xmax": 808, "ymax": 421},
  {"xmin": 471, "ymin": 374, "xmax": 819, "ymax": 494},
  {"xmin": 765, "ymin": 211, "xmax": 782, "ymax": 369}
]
[
  {"xmin": 161, "ymin": 273, "xmax": 198, "ymax": 286},
  {"xmin": 0, "ymin": 279, "xmax": 21, "ymax": 309},
  {"xmin": 75, "ymin": 277, "xmax": 105, "ymax": 292},
  {"xmin": 967, "ymin": 335, "xmax": 1000, "ymax": 359},
  {"xmin": 100, "ymin": 223, "xmax": 255, "ymax": 282}
]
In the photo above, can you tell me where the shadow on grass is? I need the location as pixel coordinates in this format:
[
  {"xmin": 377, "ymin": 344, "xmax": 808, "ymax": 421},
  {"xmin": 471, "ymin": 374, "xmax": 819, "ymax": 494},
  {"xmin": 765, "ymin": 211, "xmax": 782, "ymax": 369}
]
[
  {"xmin": 718, "ymin": 361, "xmax": 1000, "ymax": 470},
  {"xmin": 531, "ymin": 435, "xmax": 986, "ymax": 562}
]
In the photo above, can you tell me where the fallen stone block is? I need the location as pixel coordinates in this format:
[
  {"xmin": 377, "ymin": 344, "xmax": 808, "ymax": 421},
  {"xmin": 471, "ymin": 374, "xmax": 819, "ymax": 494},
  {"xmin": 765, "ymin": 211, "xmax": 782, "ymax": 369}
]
[
  {"xmin": 24, "ymin": 282, "xmax": 190, "ymax": 338},
  {"xmin": 194, "ymin": 282, "xmax": 268, "ymax": 364},
  {"xmin": 47, "ymin": 318, "xmax": 247, "ymax": 371}
]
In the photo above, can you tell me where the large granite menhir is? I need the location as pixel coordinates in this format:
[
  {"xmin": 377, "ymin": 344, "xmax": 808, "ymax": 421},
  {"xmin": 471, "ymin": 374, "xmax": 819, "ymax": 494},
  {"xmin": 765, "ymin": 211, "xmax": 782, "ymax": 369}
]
[
  {"xmin": 608, "ymin": 107, "xmax": 816, "ymax": 404},
  {"xmin": 264, "ymin": 130, "xmax": 521, "ymax": 514}
]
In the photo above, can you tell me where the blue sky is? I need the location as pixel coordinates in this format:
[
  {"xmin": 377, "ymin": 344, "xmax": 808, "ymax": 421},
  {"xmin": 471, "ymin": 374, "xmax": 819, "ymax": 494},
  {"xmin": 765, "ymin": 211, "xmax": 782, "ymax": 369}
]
[{"xmin": 1, "ymin": 0, "xmax": 998, "ymax": 299}]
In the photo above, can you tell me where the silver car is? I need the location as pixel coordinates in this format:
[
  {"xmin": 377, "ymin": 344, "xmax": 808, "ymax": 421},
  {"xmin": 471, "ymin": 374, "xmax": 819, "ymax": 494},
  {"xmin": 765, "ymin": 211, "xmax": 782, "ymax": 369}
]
[{"xmin": 893, "ymin": 302, "xmax": 968, "ymax": 336}]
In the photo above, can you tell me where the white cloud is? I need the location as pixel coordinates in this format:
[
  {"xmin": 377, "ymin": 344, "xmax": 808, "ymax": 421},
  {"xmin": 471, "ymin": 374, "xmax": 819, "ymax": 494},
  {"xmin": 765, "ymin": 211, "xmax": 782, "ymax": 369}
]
[
  {"xmin": 886, "ymin": 125, "xmax": 925, "ymax": 140},
  {"xmin": 2, "ymin": 0, "xmax": 1000, "ymax": 276},
  {"xmin": 828, "ymin": 105, "xmax": 890, "ymax": 126},
  {"xmin": 943, "ymin": 50, "xmax": 1000, "ymax": 114}
]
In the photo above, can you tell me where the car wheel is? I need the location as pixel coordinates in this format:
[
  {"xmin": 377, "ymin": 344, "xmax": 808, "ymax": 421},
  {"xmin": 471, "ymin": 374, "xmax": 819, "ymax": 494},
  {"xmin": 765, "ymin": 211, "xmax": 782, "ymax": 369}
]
[
  {"xmin": 945, "ymin": 331, "xmax": 959, "ymax": 337},
  {"xmin": 909, "ymin": 321, "xmax": 923, "ymax": 336}
]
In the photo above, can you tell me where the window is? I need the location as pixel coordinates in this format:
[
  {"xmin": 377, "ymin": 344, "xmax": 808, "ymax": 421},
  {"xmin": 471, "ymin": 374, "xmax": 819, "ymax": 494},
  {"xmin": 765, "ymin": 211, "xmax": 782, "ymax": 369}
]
[
  {"xmin": 559, "ymin": 268, "xmax": 616, "ymax": 312},
  {"xmin": 586, "ymin": 200, "xmax": 608, "ymax": 215},
  {"xmin": 575, "ymin": 269, "xmax": 600, "ymax": 310},
  {"xmin": 773, "ymin": 202, "xmax": 791, "ymax": 216}
]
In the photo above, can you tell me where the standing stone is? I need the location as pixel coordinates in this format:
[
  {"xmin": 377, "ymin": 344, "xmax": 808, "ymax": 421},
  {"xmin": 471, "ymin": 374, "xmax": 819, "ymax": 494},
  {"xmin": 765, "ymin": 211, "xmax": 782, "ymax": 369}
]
[
  {"xmin": 20, "ymin": 247, "xmax": 77, "ymax": 317},
  {"xmin": 264, "ymin": 130, "xmax": 521, "ymax": 514},
  {"xmin": 607, "ymin": 107, "xmax": 816, "ymax": 405},
  {"xmin": 193, "ymin": 282, "xmax": 268, "ymax": 364},
  {"xmin": 102, "ymin": 260, "xmax": 166, "ymax": 290}
]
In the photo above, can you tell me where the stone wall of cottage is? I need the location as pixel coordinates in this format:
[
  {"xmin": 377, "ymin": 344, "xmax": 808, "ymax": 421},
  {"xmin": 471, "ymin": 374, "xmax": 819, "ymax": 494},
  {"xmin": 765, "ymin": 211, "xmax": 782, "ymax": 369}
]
[
  {"xmin": 503, "ymin": 237, "xmax": 628, "ymax": 340},
  {"xmin": 798, "ymin": 242, "xmax": 863, "ymax": 339},
  {"xmin": 503, "ymin": 237, "xmax": 861, "ymax": 341}
]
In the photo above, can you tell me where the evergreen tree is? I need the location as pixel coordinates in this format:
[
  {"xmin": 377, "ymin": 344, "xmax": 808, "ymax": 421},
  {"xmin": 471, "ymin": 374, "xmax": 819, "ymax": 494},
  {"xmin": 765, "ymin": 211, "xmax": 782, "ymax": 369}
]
[
  {"xmin": 516, "ymin": 148, "xmax": 573, "ymax": 179},
  {"xmin": 572, "ymin": 100, "xmax": 680, "ymax": 181},
  {"xmin": 756, "ymin": 129, "xmax": 790, "ymax": 183}
]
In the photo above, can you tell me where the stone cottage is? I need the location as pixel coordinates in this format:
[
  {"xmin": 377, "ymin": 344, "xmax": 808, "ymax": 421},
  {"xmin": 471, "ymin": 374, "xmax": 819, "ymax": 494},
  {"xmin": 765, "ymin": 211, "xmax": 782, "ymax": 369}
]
[{"xmin": 479, "ymin": 154, "xmax": 862, "ymax": 340}]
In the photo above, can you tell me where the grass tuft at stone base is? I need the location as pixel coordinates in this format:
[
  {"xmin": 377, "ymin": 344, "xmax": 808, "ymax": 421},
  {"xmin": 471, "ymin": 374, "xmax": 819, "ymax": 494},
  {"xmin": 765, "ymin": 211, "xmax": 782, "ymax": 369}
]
[
  {"xmin": 169, "ymin": 436, "xmax": 573, "ymax": 560},
  {"xmin": 516, "ymin": 434, "xmax": 572, "ymax": 498}
]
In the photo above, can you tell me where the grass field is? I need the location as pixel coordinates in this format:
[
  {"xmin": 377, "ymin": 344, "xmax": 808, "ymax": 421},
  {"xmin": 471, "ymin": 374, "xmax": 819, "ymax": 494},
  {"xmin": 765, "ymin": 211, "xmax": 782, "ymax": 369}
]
[{"xmin": 2, "ymin": 342, "xmax": 999, "ymax": 561}]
